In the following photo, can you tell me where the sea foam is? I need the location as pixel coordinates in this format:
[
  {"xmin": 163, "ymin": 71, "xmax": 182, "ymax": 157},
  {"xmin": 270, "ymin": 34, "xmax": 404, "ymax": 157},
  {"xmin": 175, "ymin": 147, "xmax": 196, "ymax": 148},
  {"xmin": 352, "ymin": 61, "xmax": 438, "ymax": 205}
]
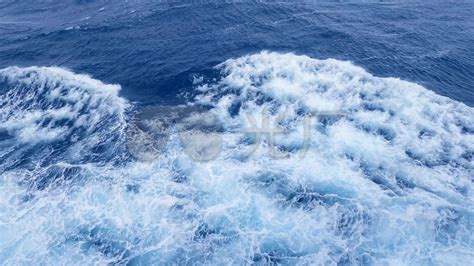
[{"xmin": 1, "ymin": 52, "xmax": 473, "ymax": 265}]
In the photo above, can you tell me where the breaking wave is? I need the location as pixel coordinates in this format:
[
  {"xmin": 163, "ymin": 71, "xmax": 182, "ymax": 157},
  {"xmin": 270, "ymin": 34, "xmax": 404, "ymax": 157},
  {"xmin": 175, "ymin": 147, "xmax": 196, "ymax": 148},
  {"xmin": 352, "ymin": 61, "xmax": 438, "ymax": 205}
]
[
  {"xmin": 1, "ymin": 52, "xmax": 473, "ymax": 265},
  {"xmin": 0, "ymin": 66, "xmax": 129, "ymax": 189}
]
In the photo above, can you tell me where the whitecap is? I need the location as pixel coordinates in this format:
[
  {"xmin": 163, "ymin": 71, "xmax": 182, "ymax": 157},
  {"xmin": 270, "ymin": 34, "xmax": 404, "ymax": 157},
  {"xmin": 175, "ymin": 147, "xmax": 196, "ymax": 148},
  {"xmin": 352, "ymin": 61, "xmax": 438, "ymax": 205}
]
[{"xmin": 1, "ymin": 52, "xmax": 473, "ymax": 265}]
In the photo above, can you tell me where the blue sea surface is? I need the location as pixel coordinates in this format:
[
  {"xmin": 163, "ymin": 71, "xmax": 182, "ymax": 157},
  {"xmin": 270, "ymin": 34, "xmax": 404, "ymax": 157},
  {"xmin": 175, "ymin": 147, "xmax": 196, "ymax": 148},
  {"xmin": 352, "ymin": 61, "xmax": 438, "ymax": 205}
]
[
  {"xmin": 1, "ymin": 0, "xmax": 473, "ymax": 105},
  {"xmin": 0, "ymin": 1, "xmax": 473, "ymax": 265}
]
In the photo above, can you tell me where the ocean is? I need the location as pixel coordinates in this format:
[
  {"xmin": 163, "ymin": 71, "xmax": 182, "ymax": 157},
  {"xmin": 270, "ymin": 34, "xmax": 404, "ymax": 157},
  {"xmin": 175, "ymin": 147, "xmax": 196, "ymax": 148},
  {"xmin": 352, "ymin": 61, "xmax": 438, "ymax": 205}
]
[{"xmin": 0, "ymin": 0, "xmax": 473, "ymax": 265}]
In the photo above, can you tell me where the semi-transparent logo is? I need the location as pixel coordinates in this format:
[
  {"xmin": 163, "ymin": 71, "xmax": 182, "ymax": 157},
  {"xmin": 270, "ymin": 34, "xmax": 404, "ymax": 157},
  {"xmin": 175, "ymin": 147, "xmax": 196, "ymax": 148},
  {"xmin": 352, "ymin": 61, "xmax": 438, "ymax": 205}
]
[{"xmin": 126, "ymin": 105, "xmax": 345, "ymax": 162}]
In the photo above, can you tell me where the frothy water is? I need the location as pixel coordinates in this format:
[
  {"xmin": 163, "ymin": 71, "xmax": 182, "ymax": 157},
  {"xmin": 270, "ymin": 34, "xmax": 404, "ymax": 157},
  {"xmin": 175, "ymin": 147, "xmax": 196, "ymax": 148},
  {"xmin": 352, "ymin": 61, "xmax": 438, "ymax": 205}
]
[
  {"xmin": 0, "ymin": 66, "xmax": 128, "ymax": 190},
  {"xmin": 1, "ymin": 52, "xmax": 473, "ymax": 264}
]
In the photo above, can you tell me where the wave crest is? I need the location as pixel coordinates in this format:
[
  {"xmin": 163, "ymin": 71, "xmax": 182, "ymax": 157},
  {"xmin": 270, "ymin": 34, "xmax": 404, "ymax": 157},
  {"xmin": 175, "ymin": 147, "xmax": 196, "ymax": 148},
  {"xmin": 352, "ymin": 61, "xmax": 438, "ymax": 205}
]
[
  {"xmin": 1, "ymin": 53, "xmax": 473, "ymax": 264},
  {"xmin": 0, "ymin": 66, "xmax": 129, "ymax": 188}
]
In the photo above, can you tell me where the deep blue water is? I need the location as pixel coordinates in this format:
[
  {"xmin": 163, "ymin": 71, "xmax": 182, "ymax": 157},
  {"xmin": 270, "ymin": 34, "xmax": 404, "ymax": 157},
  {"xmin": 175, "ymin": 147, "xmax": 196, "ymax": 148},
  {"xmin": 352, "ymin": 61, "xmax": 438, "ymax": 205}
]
[
  {"xmin": 0, "ymin": 1, "xmax": 473, "ymax": 265},
  {"xmin": 1, "ymin": 0, "xmax": 473, "ymax": 105}
]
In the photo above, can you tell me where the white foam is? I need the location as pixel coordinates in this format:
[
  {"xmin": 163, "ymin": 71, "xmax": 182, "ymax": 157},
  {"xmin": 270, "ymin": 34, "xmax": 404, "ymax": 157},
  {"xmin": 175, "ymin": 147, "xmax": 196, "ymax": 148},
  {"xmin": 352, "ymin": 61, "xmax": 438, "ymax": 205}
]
[
  {"xmin": 1, "ymin": 53, "xmax": 473, "ymax": 264},
  {"xmin": 0, "ymin": 66, "xmax": 127, "ymax": 143}
]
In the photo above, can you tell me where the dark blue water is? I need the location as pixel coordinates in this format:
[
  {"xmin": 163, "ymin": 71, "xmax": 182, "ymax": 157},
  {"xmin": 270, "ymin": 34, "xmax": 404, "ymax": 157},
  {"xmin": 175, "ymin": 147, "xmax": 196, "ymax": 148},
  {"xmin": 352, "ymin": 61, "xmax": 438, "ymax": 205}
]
[
  {"xmin": 1, "ymin": 1, "xmax": 473, "ymax": 265},
  {"xmin": 1, "ymin": 0, "xmax": 473, "ymax": 105}
]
